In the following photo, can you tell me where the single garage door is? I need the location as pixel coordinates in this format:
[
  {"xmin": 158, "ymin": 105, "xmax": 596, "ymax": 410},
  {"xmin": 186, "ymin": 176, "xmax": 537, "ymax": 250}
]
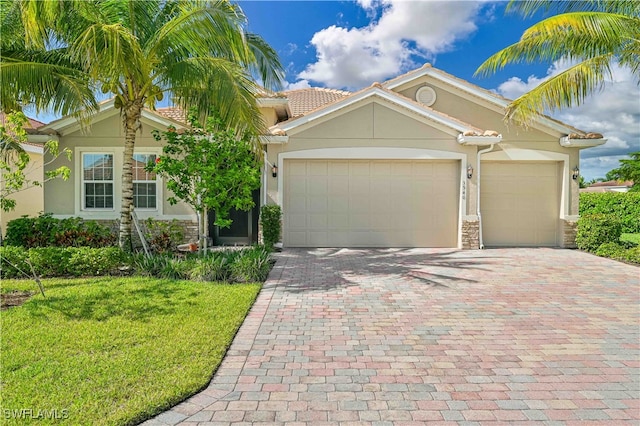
[
  {"xmin": 284, "ymin": 159, "xmax": 459, "ymax": 247},
  {"xmin": 481, "ymin": 161, "xmax": 560, "ymax": 247}
]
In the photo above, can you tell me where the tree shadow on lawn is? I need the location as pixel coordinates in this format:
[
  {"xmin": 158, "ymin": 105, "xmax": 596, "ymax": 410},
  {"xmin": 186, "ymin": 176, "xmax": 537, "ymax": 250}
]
[
  {"xmin": 273, "ymin": 248, "xmax": 499, "ymax": 294},
  {"xmin": 22, "ymin": 280, "xmax": 185, "ymax": 322}
]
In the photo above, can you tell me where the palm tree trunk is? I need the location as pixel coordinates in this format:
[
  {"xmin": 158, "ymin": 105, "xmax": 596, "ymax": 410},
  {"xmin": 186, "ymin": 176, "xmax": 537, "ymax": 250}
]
[{"xmin": 119, "ymin": 100, "xmax": 143, "ymax": 251}]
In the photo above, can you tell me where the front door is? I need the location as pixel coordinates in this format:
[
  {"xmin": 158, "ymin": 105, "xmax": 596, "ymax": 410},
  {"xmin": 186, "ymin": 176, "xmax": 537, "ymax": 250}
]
[{"xmin": 208, "ymin": 189, "xmax": 260, "ymax": 246}]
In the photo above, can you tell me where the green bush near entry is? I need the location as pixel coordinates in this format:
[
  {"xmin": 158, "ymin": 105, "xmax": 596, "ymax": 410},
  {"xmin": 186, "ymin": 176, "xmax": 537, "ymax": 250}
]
[{"xmin": 576, "ymin": 214, "xmax": 622, "ymax": 253}]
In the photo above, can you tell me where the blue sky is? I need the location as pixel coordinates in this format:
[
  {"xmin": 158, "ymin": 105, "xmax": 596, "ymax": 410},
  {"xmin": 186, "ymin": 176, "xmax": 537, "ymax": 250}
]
[
  {"xmin": 30, "ymin": 0, "xmax": 639, "ymax": 181},
  {"xmin": 237, "ymin": 0, "xmax": 640, "ymax": 181}
]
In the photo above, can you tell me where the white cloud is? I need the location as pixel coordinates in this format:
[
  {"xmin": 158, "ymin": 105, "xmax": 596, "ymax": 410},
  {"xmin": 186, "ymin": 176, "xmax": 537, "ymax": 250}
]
[
  {"xmin": 284, "ymin": 79, "xmax": 312, "ymax": 90},
  {"xmin": 299, "ymin": 0, "xmax": 488, "ymax": 89},
  {"xmin": 495, "ymin": 62, "xmax": 640, "ymax": 180}
]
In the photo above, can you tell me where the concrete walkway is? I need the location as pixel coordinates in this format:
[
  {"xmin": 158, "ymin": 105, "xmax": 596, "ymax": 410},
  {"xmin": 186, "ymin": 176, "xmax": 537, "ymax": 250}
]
[{"xmin": 145, "ymin": 248, "xmax": 639, "ymax": 425}]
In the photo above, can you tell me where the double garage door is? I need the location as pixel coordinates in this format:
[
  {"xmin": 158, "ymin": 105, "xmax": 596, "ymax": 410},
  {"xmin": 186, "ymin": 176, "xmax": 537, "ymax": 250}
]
[{"xmin": 284, "ymin": 159, "xmax": 459, "ymax": 247}]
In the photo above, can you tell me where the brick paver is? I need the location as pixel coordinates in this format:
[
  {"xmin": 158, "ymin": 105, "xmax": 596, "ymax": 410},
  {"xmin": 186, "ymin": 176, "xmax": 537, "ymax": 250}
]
[{"xmin": 144, "ymin": 248, "xmax": 639, "ymax": 425}]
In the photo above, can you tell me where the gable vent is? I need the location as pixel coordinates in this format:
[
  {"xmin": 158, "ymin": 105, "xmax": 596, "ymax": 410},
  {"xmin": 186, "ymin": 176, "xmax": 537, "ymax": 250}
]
[{"xmin": 415, "ymin": 86, "xmax": 437, "ymax": 107}]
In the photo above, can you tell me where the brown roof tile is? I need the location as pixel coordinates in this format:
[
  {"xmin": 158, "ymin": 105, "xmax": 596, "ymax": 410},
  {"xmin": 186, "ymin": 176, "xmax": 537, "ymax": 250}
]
[
  {"xmin": 155, "ymin": 107, "xmax": 186, "ymax": 123},
  {"xmin": 284, "ymin": 87, "xmax": 351, "ymax": 117}
]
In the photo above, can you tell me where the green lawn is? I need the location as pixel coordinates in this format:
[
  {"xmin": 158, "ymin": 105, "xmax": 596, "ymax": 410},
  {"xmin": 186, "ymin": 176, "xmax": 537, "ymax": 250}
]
[
  {"xmin": 1, "ymin": 277, "xmax": 261, "ymax": 425},
  {"xmin": 621, "ymin": 233, "xmax": 640, "ymax": 245}
]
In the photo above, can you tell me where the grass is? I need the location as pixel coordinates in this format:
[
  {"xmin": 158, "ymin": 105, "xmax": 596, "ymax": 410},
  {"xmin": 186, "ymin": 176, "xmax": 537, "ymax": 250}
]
[
  {"xmin": 1, "ymin": 277, "xmax": 261, "ymax": 425},
  {"xmin": 621, "ymin": 233, "xmax": 640, "ymax": 245}
]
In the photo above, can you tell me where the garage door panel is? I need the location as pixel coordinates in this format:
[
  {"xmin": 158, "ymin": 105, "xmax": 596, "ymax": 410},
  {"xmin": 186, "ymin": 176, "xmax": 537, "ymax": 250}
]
[
  {"xmin": 481, "ymin": 162, "xmax": 559, "ymax": 247},
  {"xmin": 284, "ymin": 159, "xmax": 459, "ymax": 247}
]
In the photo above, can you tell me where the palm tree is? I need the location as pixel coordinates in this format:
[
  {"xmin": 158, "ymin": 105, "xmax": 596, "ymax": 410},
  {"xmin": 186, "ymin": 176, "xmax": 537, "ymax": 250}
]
[
  {"xmin": 2, "ymin": 0, "xmax": 283, "ymax": 249},
  {"xmin": 475, "ymin": 0, "xmax": 640, "ymax": 125}
]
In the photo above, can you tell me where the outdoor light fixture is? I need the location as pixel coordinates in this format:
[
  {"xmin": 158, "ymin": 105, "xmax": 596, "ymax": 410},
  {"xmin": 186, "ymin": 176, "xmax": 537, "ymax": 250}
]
[
  {"xmin": 572, "ymin": 166, "xmax": 580, "ymax": 180},
  {"xmin": 467, "ymin": 164, "xmax": 474, "ymax": 179},
  {"xmin": 272, "ymin": 165, "xmax": 278, "ymax": 178}
]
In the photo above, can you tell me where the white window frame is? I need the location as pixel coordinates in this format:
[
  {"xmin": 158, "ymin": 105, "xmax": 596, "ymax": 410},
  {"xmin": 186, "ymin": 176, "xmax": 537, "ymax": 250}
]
[
  {"xmin": 132, "ymin": 153, "xmax": 159, "ymax": 211},
  {"xmin": 81, "ymin": 152, "xmax": 115, "ymax": 211},
  {"xmin": 75, "ymin": 147, "xmax": 164, "ymax": 219}
]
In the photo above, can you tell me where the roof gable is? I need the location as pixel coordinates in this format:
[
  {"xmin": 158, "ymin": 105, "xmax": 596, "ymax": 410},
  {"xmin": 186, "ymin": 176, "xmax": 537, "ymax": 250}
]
[
  {"xmin": 276, "ymin": 83, "xmax": 488, "ymax": 137},
  {"xmin": 383, "ymin": 63, "xmax": 588, "ymax": 137},
  {"xmin": 41, "ymin": 99, "xmax": 187, "ymax": 136}
]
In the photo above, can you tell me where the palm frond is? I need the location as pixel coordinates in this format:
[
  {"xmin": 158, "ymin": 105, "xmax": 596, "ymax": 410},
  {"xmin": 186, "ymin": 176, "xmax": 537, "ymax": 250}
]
[
  {"xmin": 0, "ymin": 58, "xmax": 97, "ymax": 117},
  {"xmin": 505, "ymin": 55, "xmax": 613, "ymax": 126},
  {"xmin": 245, "ymin": 32, "xmax": 285, "ymax": 91}
]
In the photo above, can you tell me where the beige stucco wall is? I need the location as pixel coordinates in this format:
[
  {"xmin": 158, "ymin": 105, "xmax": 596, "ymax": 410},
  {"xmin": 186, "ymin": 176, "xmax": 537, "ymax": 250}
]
[
  {"xmin": 397, "ymin": 78, "xmax": 581, "ymax": 216},
  {"xmin": 1, "ymin": 151, "xmax": 45, "ymax": 236},
  {"xmin": 45, "ymin": 113, "xmax": 194, "ymax": 219},
  {"xmin": 266, "ymin": 100, "xmax": 477, "ymax": 217}
]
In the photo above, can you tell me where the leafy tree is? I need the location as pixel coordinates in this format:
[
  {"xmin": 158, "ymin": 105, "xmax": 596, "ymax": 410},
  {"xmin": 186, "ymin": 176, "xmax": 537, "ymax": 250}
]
[
  {"xmin": 605, "ymin": 152, "xmax": 640, "ymax": 191},
  {"xmin": 0, "ymin": 111, "xmax": 71, "ymax": 213},
  {"xmin": 2, "ymin": 0, "xmax": 283, "ymax": 250},
  {"xmin": 476, "ymin": 0, "xmax": 640, "ymax": 125},
  {"xmin": 148, "ymin": 115, "xmax": 262, "ymax": 252}
]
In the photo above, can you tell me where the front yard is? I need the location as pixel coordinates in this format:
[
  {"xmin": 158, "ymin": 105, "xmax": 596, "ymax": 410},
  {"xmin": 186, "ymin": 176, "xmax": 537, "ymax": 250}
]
[{"xmin": 1, "ymin": 277, "xmax": 260, "ymax": 425}]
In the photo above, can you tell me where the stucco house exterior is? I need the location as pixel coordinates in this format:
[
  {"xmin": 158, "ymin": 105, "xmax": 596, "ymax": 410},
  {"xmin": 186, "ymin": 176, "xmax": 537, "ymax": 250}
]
[
  {"xmin": 0, "ymin": 114, "xmax": 48, "ymax": 235},
  {"xmin": 18, "ymin": 64, "xmax": 607, "ymax": 248}
]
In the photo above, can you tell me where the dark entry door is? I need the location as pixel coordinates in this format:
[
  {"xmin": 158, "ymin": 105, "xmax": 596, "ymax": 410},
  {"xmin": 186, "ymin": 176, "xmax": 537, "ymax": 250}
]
[{"xmin": 208, "ymin": 189, "xmax": 260, "ymax": 246}]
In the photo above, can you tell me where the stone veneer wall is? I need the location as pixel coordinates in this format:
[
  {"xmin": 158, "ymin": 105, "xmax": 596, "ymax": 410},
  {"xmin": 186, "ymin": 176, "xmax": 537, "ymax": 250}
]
[
  {"xmin": 461, "ymin": 219, "xmax": 479, "ymax": 249},
  {"xmin": 561, "ymin": 219, "xmax": 578, "ymax": 249},
  {"xmin": 94, "ymin": 219, "xmax": 199, "ymax": 247}
]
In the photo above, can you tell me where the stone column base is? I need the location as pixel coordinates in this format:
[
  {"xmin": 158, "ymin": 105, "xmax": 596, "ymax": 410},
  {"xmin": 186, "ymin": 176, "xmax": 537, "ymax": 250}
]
[
  {"xmin": 461, "ymin": 219, "xmax": 479, "ymax": 249},
  {"xmin": 561, "ymin": 219, "xmax": 578, "ymax": 248}
]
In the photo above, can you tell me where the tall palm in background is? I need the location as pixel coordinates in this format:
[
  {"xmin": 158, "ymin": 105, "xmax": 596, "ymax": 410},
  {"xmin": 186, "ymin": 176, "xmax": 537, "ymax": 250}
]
[
  {"xmin": 476, "ymin": 0, "xmax": 640, "ymax": 126},
  {"xmin": 1, "ymin": 0, "xmax": 283, "ymax": 249}
]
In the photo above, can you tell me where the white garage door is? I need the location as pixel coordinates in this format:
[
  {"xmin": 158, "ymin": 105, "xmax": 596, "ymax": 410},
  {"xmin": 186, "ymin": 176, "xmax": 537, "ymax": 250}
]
[
  {"xmin": 284, "ymin": 159, "xmax": 459, "ymax": 247},
  {"xmin": 481, "ymin": 162, "xmax": 560, "ymax": 247}
]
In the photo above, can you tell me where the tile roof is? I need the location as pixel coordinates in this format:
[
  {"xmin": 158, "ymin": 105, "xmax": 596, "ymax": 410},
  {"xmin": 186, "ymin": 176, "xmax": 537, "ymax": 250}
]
[
  {"xmin": 0, "ymin": 112, "xmax": 45, "ymax": 129},
  {"xmin": 155, "ymin": 107, "xmax": 186, "ymax": 123},
  {"xmin": 284, "ymin": 87, "xmax": 351, "ymax": 117}
]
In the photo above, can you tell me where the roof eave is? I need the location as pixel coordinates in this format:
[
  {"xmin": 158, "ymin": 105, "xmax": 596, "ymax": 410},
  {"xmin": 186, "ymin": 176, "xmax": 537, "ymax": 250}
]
[
  {"xmin": 457, "ymin": 134, "xmax": 503, "ymax": 146},
  {"xmin": 559, "ymin": 136, "xmax": 607, "ymax": 148},
  {"xmin": 259, "ymin": 135, "xmax": 289, "ymax": 145}
]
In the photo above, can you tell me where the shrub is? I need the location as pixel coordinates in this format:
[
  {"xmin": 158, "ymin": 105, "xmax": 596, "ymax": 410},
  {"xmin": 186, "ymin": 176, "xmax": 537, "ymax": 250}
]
[
  {"xmin": 579, "ymin": 192, "xmax": 640, "ymax": 233},
  {"xmin": 576, "ymin": 214, "xmax": 623, "ymax": 253},
  {"xmin": 188, "ymin": 253, "xmax": 234, "ymax": 282},
  {"xmin": 260, "ymin": 204, "xmax": 282, "ymax": 249},
  {"xmin": 0, "ymin": 246, "xmax": 129, "ymax": 278},
  {"xmin": 133, "ymin": 254, "xmax": 189, "ymax": 280},
  {"xmin": 4, "ymin": 213, "xmax": 116, "ymax": 248},
  {"xmin": 143, "ymin": 219, "xmax": 185, "ymax": 254},
  {"xmin": 231, "ymin": 246, "xmax": 273, "ymax": 283},
  {"xmin": 595, "ymin": 242, "xmax": 640, "ymax": 265}
]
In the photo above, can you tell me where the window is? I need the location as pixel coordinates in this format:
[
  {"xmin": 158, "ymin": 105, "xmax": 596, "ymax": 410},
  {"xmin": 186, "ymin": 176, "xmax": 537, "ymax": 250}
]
[
  {"xmin": 83, "ymin": 153, "xmax": 114, "ymax": 209},
  {"xmin": 133, "ymin": 154, "xmax": 157, "ymax": 209}
]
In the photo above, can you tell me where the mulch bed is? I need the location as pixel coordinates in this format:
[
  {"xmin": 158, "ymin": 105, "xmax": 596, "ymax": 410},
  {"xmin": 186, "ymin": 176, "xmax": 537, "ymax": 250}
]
[{"xmin": 1, "ymin": 291, "xmax": 33, "ymax": 310}]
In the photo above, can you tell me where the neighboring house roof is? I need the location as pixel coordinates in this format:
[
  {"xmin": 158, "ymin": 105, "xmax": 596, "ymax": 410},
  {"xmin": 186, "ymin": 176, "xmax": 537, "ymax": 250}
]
[
  {"xmin": 284, "ymin": 87, "xmax": 351, "ymax": 117},
  {"xmin": 580, "ymin": 180, "xmax": 634, "ymax": 193},
  {"xmin": 0, "ymin": 112, "xmax": 44, "ymax": 129}
]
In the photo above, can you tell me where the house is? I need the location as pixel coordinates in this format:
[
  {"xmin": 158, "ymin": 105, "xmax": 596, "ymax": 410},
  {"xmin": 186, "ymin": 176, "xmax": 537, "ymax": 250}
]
[
  {"xmin": 580, "ymin": 180, "xmax": 633, "ymax": 193},
  {"xmin": 23, "ymin": 64, "xmax": 607, "ymax": 248},
  {"xmin": 0, "ymin": 113, "xmax": 49, "ymax": 235}
]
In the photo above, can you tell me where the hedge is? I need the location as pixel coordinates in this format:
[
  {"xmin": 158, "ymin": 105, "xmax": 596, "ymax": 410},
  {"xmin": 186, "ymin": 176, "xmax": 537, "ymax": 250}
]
[
  {"xmin": 579, "ymin": 192, "xmax": 640, "ymax": 233},
  {"xmin": 576, "ymin": 214, "xmax": 623, "ymax": 253},
  {"xmin": 0, "ymin": 246, "xmax": 129, "ymax": 278},
  {"xmin": 4, "ymin": 213, "xmax": 116, "ymax": 248}
]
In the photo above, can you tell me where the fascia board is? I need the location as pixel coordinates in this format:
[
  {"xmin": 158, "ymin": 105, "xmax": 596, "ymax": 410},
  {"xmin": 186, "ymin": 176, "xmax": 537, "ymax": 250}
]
[{"xmin": 559, "ymin": 136, "xmax": 607, "ymax": 148}]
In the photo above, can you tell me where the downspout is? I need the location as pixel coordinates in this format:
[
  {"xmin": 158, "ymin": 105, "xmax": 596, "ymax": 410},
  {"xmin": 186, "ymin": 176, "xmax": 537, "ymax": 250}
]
[{"xmin": 476, "ymin": 144, "xmax": 495, "ymax": 249}]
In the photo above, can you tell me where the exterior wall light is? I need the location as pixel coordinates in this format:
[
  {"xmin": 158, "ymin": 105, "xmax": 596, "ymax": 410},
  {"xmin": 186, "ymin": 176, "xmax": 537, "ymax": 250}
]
[
  {"xmin": 572, "ymin": 166, "xmax": 579, "ymax": 180},
  {"xmin": 272, "ymin": 165, "xmax": 278, "ymax": 178},
  {"xmin": 467, "ymin": 164, "xmax": 474, "ymax": 179}
]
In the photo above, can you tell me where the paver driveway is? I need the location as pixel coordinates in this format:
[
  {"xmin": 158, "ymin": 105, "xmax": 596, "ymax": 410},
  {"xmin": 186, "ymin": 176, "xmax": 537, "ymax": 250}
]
[{"xmin": 147, "ymin": 248, "xmax": 639, "ymax": 425}]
